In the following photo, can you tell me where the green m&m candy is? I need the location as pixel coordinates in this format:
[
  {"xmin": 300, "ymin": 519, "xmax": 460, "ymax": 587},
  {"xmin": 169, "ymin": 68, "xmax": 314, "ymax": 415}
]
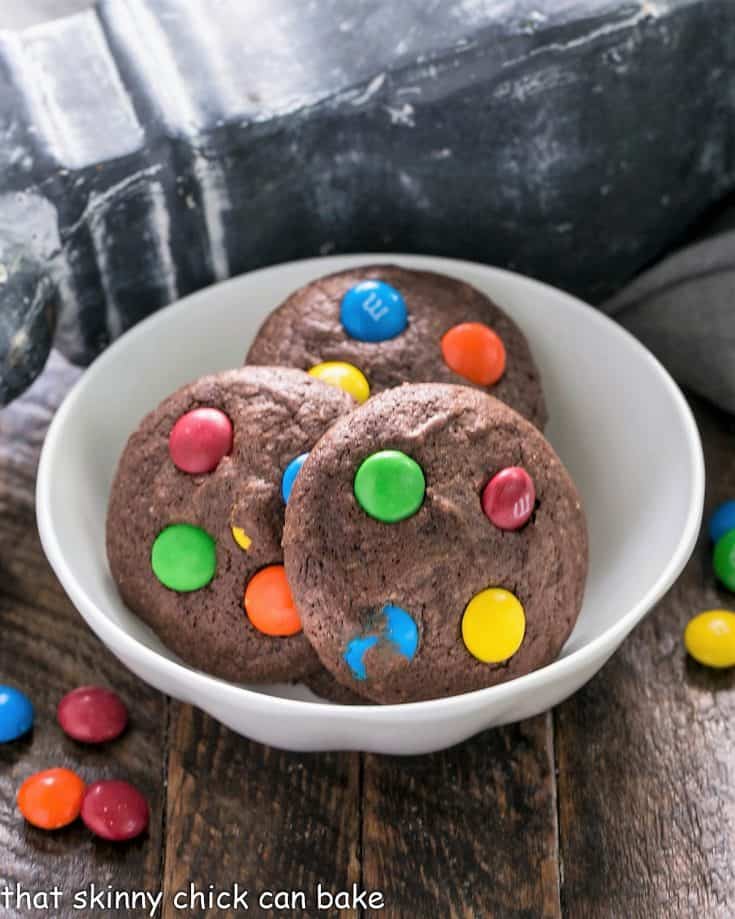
[
  {"xmin": 714, "ymin": 529, "xmax": 735, "ymax": 591},
  {"xmin": 151, "ymin": 524, "xmax": 216, "ymax": 592},
  {"xmin": 354, "ymin": 450, "xmax": 425, "ymax": 523}
]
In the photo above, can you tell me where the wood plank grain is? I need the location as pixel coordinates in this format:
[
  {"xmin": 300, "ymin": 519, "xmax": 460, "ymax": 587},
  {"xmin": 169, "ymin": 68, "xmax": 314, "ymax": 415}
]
[
  {"xmin": 161, "ymin": 703, "xmax": 361, "ymax": 919},
  {"xmin": 0, "ymin": 353, "xmax": 168, "ymax": 917},
  {"xmin": 362, "ymin": 714, "xmax": 561, "ymax": 919},
  {"xmin": 557, "ymin": 396, "xmax": 735, "ymax": 919}
]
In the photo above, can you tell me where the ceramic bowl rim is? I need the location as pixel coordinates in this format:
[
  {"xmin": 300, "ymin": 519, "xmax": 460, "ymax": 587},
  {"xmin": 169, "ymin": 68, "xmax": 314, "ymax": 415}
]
[{"xmin": 36, "ymin": 253, "xmax": 705, "ymax": 721}]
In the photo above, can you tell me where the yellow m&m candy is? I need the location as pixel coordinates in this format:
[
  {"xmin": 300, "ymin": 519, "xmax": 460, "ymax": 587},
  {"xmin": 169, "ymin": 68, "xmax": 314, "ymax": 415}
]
[
  {"xmin": 308, "ymin": 361, "xmax": 370, "ymax": 404},
  {"xmin": 231, "ymin": 526, "xmax": 252, "ymax": 551},
  {"xmin": 461, "ymin": 588, "xmax": 525, "ymax": 663},
  {"xmin": 684, "ymin": 610, "xmax": 735, "ymax": 668}
]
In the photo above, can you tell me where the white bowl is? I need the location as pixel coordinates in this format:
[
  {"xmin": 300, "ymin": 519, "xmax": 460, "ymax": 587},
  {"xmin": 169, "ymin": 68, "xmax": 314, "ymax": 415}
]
[{"xmin": 37, "ymin": 254, "xmax": 704, "ymax": 754}]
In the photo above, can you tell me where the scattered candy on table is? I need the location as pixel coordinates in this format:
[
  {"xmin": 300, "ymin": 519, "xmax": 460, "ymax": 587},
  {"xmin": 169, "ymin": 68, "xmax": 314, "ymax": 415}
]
[
  {"xmin": 0, "ymin": 685, "xmax": 34, "ymax": 744},
  {"xmin": 11, "ymin": 683, "xmax": 147, "ymax": 842},
  {"xmin": 440, "ymin": 321, "xmax": 506, "ymax": 386},
  {"xmin": 684, "ymin": 610, "xmax": 735, "ymax": 668},
  {"xmin": 17, "ymin": 767, "xmax": 86, "ymax": 830},
  {"xmin": 168, "ymin": 407, "xmax": 233, "ymax": 474},
  {"xmin": 462, "ymin": 588, "xmax": 526, "ymax": 663},
  {"xmin": 709, "ymin": 499, "xmax": 735, "ymax": 544},
  {"xmin": 244, "ymin": 564, "xmax": 302, "ymax": 636},
  {"xmin": 151, "ymin": 523, "xmax": 217, "ymax": 592},
  {"xmin": 81, "ymin": 780, "xmax": 150, "ymax": 842},
  {"xmin": 340, "ymin": 280, "xmax": 408, "ymax": 342},
  {"xmin": 308, "ymin": 361, "xmax": 371, "ymax": 404},
  {"xmin": 713, "ymin": 529, "xmax": 735, "ymax": 592},
  {"xmin": 353, "ymin": 449, "xmax": 426, "ymax": 523},
  {"xmin": 482, "ymin": 466, "xmax": 536, "ymax": 531},
  {"xmin": 57, "ymin": 686, "xmax": 128, "ymax": 744},
  {"xmin": 281, "ymin": 452, "xmax": 309, "ymax": 504}
]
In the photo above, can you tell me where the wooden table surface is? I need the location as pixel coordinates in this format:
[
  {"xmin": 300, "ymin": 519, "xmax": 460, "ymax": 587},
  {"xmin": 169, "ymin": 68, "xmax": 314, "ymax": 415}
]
[{"xmin": 1, "ymin": 351, "xmax": 734, "ymax": 919}]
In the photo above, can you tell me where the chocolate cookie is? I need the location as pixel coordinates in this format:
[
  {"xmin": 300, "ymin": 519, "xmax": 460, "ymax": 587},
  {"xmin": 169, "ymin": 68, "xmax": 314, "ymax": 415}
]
[
  {"xmin": 106, "ymin": 366, "xmax": 353, "ymax": 684},
  {"xmin": 302, "ymin": 670, "xmax": 366, "ymax": 706},
  {"xmin": 283, "ymin": 384, "xmax": 587, "ymax": 704},
  {"xmin": 246, "ymin": 265, "xmax": 547, "ymax": 428}
]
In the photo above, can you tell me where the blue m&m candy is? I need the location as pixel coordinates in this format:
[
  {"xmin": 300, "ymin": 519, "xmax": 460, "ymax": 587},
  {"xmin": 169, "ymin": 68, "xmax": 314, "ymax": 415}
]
[
  {"xmin": 281, "ymin": 453, "xmax": 309, "ymax": 503},
  {"xmin": 710, "ymin": 500, "xmax": 735, "ymax": 543},
  {"xmin": 340, "ymin": 280, "xmax": 408, "ymax": 342},
  {"xmin": 0, "ymin": 685, "xmax": 34, "ymax": 743},
  {"xmin": 344, "ymin": 605, "xmax": 419, "ymax": 681}
]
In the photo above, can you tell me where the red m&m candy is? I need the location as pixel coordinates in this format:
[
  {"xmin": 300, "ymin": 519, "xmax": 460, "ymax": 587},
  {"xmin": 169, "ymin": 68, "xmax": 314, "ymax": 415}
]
[
  {"xmin": 169, "ymin": 407, "xmax": 233, "ymax": 474},
  {"xmin": 57, "ymin": 686, "xmax": 128, "ymax": 744},
  {"xmin": 81, "ymin": 780, "xmax": 149, "ymax": 841},
  {"xmin": 482, "ymin": 467, "xmax": 535, "ymax": 530}
]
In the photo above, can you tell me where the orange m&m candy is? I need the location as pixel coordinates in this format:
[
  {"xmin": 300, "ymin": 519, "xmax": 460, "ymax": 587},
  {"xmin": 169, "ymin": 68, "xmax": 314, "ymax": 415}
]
[
  {"xmin": 17, "ymin": 767, "xmax": 85, "ymax": 830},
  {"xmin": 244, "ymin": 565, "xmax": 302, "ymax": 636},
  {"xmin": 440, "ymin": 322, "xmax": 506, "ymax": 386}
]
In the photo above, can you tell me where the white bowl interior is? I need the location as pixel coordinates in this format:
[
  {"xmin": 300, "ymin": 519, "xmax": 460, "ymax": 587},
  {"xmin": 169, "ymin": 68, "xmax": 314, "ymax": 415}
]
[{"xmin": 36, "ymin": 254, "xmax": 703, "ymax": 749}]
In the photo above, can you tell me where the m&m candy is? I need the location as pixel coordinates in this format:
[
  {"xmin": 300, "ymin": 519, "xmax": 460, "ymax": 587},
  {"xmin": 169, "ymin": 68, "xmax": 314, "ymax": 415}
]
[
  {"xmin": 461, "ymin": 588, "xmax": 526, "ymax": 663},
  {"xmin": 231, "ymin": 526, "xmax": 252, "ymax": 551},
  {"xmin": 710, "ymin": 500, "xmax": 735, "ymax": 544},
  {"xmin": 151, "ymin": 523, "xmax": 217, "ymax": 592},
  {"xmin": 169, "ymin": 407, "xmax": 233, "ymax": 474},
  {"xmin": 354, "ymin": 450, "xmax": 425, "ymax": 523},
  {"xmin": 281, "ymin": 453, "xmax": 309, "ymax": 504},
  {"xmin": 308, "ymin": 361, "xmax": 370, "ymax": 404},
  {"xmin": 714, "ymin": 530, "xmax": 735, "ymax": 591},
  {"xmin": 344, "ymin": 635, "xmax": 378, "ymax": 681},
  {"xmin": 482, "ymin": 467, "xmax": 535, "ymax": 530},
  {"xmin": 244, "ymin": 565, "xmax": 301, "ymax": 636},
  {"xmin": 441, "ymin": 322, "xmax": 506, "ymax": 386},
  {"xmin": 57, "ymin": 686, "xmax": 128, "ymax": 744},
  {"xmin": 684, "ymin": 610, "xmax": 735, "ymax": 668},
  {"xmin": 81, "ymin": 780, "xmax": 150, "ymax": 841},
  {"xmin": 0, "ymin": 685, "xmax": 34, "ymax": 744},
  {"xmin": 17, "ymin": 768, "xmax": 86, "ymax": 830},
  {"xmin": 344, "ymin": 605, "xmax": 419, "ymax": 681},
  {"xmin": 340, "ymin": 280, "xmax": 408, "ymax": 342}
]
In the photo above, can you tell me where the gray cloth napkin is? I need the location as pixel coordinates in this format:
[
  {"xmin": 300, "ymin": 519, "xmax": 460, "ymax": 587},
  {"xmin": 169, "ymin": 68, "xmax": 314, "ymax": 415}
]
[{"xmin": 603, "ymin": 219, "xmax": 735, "ymax": 414}]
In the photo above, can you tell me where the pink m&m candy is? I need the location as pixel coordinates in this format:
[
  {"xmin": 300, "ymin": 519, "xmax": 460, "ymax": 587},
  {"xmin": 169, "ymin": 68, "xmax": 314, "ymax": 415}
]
[
  {"xmin": 81, "ymin": 780, "xmax": 149, "ymax": 841},
  {"xmin": 169, "ymin": 407, "xmax": 233, "ymax": 474},
  {"xmin": 482, "ymin": 467, "xmax": 535, "ymax": 530},
  {"xmin": 57, "ymin": 686, "xmax": 128, "ymax": 744}
]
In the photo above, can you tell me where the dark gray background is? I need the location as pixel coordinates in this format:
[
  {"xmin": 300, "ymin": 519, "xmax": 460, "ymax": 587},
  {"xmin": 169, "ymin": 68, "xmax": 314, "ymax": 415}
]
[{"xmin": 2, "ymin": 0, "xmax": 733, "ymax": 413}]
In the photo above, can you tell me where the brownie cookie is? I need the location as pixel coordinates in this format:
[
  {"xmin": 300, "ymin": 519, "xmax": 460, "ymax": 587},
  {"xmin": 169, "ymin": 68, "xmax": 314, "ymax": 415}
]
[
  {"xmin": 283, "ymin": 384, "xmax": 587, "ymax": 704},
  {"xmin": 302, "ymin": 670, "xmax": 366, "ymax": 705},
  {"xmin": 106, "ymin": 366, "xmax": 353, "ymax": 684},
  {"xmin": 246, "ymin": 264, "xmax": 547, "ymax": 428}
]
